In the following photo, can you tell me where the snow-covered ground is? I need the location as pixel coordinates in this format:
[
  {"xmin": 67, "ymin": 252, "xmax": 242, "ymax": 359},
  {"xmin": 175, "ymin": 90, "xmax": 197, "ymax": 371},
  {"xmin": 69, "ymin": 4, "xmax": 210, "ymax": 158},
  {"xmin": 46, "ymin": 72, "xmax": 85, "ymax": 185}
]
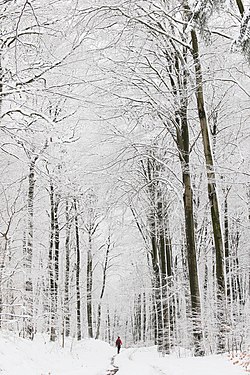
[
  {"xmin": 114, "ymin": 346, "xmax": 247, "ymax": 375},
  {"xmin": 0, "ymin": 333, "xmax": 247, "ymax": 375},
  {"xmin": 0, "ymin": 332, "xmax": 114, "ymax": 375}
]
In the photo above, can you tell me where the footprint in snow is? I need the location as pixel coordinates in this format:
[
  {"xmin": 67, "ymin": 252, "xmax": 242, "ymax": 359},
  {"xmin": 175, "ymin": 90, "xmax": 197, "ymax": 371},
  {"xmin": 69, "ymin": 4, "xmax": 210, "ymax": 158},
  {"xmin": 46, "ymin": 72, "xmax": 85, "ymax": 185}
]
[{"xmin": 106, "ymin": 355, "xmax": 119, "ymax": 375}]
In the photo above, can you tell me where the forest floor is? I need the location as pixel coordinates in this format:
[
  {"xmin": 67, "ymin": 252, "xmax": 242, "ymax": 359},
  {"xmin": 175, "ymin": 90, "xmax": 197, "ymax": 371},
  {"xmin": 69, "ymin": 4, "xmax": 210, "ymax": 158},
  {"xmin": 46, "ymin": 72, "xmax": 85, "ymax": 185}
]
[
  {"xmin": 114, "ymin": 346, "xmax": 247, "ymax": 375},
  {"xmin": 106, "ymin": 355, "xmax": 119, "ymax": 375},
  {"xmin": 0, "ymin": 332, "xmax": 247, "ymax": 375}
]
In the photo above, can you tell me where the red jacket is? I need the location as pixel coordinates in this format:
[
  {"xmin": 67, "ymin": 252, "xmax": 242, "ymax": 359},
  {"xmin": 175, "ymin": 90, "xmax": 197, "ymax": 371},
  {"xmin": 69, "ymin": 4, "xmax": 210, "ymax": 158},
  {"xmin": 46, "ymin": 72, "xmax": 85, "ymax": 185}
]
[{"xmin": 116, "ymin": 338, "xmax": 122, "ymax": 346}]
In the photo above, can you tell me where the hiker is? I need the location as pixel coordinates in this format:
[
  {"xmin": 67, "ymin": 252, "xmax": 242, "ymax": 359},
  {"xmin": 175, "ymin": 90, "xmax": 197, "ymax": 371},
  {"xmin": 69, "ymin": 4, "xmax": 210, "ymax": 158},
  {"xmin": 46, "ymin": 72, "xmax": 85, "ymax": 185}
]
[{"xmin": 115, "ymin": 336, "xmax": 122, "ymax": 354}]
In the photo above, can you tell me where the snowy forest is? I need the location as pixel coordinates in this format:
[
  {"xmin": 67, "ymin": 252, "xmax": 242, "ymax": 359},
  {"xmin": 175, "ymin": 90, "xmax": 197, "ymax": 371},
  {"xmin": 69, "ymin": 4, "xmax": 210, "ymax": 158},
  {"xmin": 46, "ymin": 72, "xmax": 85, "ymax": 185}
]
[{"xmin": 0, "ymin": 0, "xmax": 250, "ymax": 365}]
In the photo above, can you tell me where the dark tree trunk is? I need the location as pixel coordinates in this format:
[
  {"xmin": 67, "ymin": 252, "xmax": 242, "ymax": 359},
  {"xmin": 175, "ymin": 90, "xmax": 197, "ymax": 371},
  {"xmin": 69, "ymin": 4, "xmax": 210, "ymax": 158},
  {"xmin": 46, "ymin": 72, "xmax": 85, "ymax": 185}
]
[
  {"xmin": 54, "ymin": 196, "xmax": 60, "ymax": 302},
  {"xmin": 143, "ymin": 292, "xmax": 147, "ymax": 342},
  {"xmin": 142, "ymin": 155, "xmax": 171, "ymax": 353},
  {"xmin": 87, "ymin": 229, "xmax": 93, "ymax": 338},
  {"xmin": 0, "ymin": 47, "xmax": 2, "ymax": 116},
  {"xmin": 235, "ymin": 0, "xmax": 244, "ymax": 16},
  {"xmin": 95, "ymin": 236, "xmax": 111, "ymax": 339},
  {"xmin": 191, "ymin": 29, "xmax": 225, "ymax": 298},
  {"xmin": 190, "ymin": 28, "xmax": 226, "ymax": 352},
  {"xmin": 107, "ymin": 308, "xmax": 111, "ymax": 343},
  {"xmin": 158, "ymin": 201, "xmax": 170, "ymax": 354},
  {"xmin": 24, "ymin": 157, "xmax": 39, "ymax": 339},
  {"xmin": 0, "ymin": 237, "xmax": 8, "ymax": 328},
  {"xmin": 74, "ymin": 198, "xmax": 81, "ymax": 340},
  {"xmin": 49, "ymin": 182, "xmax": 55, "ymax": 341},
  {"xmin": 150, "ymin": 214, "xmax": 164, "ymax": 351},
  {"xmin": 136, "ymin": 294, "xmax": 142, "ymax": 342},
  {"xmin": 167, "ymin": 46, "xmax": 203, "ymax": 355},
  {"xmin": 0, "ymin": 51, "xmax": 4, "ymax": 327},
  {"xmin": 48, "ymin": 182, "xmax": 60, "ymax": 341},
  {"xmin": 177, "ymin": 107, "xmax": 203, "ymax": 355},
  {"xmin": 64, "ymin": 200, "xmax": 71, "ymax": 337},
  {"xmin": 224, "ymin": 188, "xmax": 230, "ymax": 300}
]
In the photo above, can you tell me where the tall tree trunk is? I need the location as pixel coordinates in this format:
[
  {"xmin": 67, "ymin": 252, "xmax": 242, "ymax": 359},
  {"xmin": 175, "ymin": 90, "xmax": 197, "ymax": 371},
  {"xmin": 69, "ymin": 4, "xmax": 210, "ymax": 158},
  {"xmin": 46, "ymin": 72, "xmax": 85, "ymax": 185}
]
[
  {"xmin": 190, "ymin": 28, "xmax": 226, "ymax": 352},
  {"xmin": 0, "ymin": 47, "xmax": 4, "ymax": 325},
  {"xmin": 0, "ymin": 236, "xmax": 8, "ymax": 328},
  {"xmin": 144, "ymin": 157, "xmax": 171, "ymax": 353},
  {"xmin": 235, "ymin": 0, "xmax": 244, "ymax": 16},
  {"xmin": 24, "ymin": 157, "xmax": 38, "ymax": 339},
  {"xmin": 167, "ymin": 46, "xmax": 203, "ymax": 354},
  {"xmin": 87, "ymin": 227, "xmax": 93, "ymax": 338},
  {"xmin": 149, "ymin": 209, "xmax": 164, "ymax": 351},
  {"xmin": 107, "ymin": 308, "xmax": 111, "ymax": 343},
  {"xmin": 165, "ymin": 228, "xmax": 175, "ymax": 335},
  {"xmin": 191, "ymin": 29, "xmax": 225, "ymax": 297},
  {"xmin": 176, "ymin": 111, "xmax": 204, "ymax": 354},
  {"xmin": 135, "ymin": 293, "xmax": 142, "ymax": 342},
  {"xmin": 0, "ymin": 43, "xmax": 2, "ymax": 117},
  {"xmin": 74, "ymin": 198, "xmax": 81, "ymax": 340},
  {"xmin": 142, "ymin": 292, "xmax": 147, "ymax": 342},
  {"xmin": 54, "ymin": 195, "xmax": 60, "ymax": 337},
  {"xmin": 64, "ymin": 200, "xmax": 71, "ymax": 337},
  {"xmin": 224, "ymin": 188, "xmax": 230, "ymax": 301},
  {"xmin": 49, "ymin": 182, "xmax": 55, "ymax": 341},
  {"xmin": 54, "ymin": 196, "xmax": 60, "ymax": 298},
  {"xmin": 158, "ymin": 199, "xmax": 170, "ymax": 354},
  {"xmin": 48, "ymin": 182, "xmax": 60, "ymax": 341},
  {"xmin": 95, "ymin": 236, "xmax": 111, "ymax": 339}
]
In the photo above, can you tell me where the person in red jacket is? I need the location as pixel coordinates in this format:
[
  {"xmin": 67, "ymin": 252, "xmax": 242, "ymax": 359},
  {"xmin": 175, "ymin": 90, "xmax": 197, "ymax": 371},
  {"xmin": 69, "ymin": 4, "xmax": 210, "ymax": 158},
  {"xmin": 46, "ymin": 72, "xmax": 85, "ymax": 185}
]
[{"xmin": 115, "ymin": 336, "xmax": 122, "ymax": 354}]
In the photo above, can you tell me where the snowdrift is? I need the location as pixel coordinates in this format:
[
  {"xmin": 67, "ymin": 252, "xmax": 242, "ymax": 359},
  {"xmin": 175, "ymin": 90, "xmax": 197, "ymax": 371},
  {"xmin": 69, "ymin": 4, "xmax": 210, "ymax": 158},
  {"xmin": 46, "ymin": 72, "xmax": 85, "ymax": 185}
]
[
  {"xmin": 0, "ymin": 332, "xmax": 114, "ymax": 375},
  {"xmin": 114, "ymin": 346, "xmax": 247, "ymax": 375},
  {"xmin": 0, "ymin": 333, "xmax": 247, "ymax": 375}
]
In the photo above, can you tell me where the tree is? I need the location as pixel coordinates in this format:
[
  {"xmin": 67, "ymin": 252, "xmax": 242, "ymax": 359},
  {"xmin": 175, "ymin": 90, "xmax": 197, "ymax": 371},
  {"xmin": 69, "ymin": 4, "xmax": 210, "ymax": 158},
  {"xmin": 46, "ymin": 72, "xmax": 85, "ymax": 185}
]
[{"xmin": 95, "ymin": 234, "xmax": 113, "ymax": 340}]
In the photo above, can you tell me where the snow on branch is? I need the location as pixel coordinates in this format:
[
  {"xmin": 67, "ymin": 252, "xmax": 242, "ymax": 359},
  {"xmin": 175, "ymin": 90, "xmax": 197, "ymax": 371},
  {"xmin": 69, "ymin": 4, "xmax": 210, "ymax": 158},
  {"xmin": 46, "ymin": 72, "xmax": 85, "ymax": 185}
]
[
  {"xmin": 188, "ymin": 0, "xmax": 225, "ymax": 31},
  {"xmin": 235, "ymin": 7, "xmax": 250, "ymax": 62}
]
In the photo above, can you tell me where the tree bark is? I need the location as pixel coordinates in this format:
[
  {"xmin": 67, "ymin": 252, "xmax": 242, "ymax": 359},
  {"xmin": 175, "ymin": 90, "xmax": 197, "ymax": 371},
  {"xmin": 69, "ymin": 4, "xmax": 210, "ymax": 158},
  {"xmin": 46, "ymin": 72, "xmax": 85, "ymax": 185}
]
[
  {"xmin": 0, "ymin": 44, "xmax": 2, "ymax": 117},
  {"xmin": 95, "ymin": 236, "xmax": 111, "ymax": 339},
  {"xmin": 48, "ymin": 182, "xmax": 60, "ymax": 341},
  {"xmin": 177, "ymin": 105, "xmax": 204, "ymax": 355},
  {"xmin": 24, "ymin": 156, "xmax": 39, "ymax": 339},
  {"xmin": 0, "ymin": 236, "xmax": 8, "ymax": 328},
  {"xmin": 235, "ymin": 0, "xmax": 244, "ymax": 16},
  {"xmin": 146, "ymin": 158, "xmax": 170, "ymax": 354},
  {"xmin": 191, "ymin": 30, "xmax": 225, "ymax": 296},
  {"xmin": 190, "ymin": 29, "xmax": 226, "ymax": 352},
  {"xmin": 167, "ymin": 45, "xmax": 203, "ymax": 354},
  {"xmin": 107, "ymin": 308, "xmax": 111, "ymax": 343},
  {"xmin": 143, "ymin": 292, "xmax": 147, "ymax": 342},
  {"xmin": 64, "ymin": 200, "xmax": 71, "ymax": 337},
  {"xmin": 87, "ymin": 229, "xmax": 93, "ymax": 338},
  {"xmin": 49, "ymin": 182, "xmax": 56, "ymax": 341},
  {"xmin": 74, "ymin": 198, "xmax": 81, "ymax": 340},
  {"xmin": 224, "ymin": 188, "xmax": 230, "ymax": 301}
]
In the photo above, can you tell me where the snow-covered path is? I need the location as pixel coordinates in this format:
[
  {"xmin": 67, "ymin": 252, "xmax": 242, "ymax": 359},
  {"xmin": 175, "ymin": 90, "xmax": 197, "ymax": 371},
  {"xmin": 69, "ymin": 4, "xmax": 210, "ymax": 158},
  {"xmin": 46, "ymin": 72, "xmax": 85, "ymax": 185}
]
[
  {"xmin": 106, "ymin": 355, "xmax": 119, "ymax": 375},
  {"xmin": 114, "ymin": 346, "xmax": 246, "ymax": 375},
  {"xmin": 0, "ymin": 333, "xmax": 247, "ymax": 375}
]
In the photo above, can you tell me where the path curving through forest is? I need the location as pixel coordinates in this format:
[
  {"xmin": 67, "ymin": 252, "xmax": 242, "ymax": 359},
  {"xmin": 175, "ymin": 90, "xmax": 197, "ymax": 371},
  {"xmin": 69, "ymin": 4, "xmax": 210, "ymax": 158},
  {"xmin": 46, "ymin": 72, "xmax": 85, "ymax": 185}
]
[{"xmin": 106, "ymin": 355, "xmax": 119, "ymax": 375}]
